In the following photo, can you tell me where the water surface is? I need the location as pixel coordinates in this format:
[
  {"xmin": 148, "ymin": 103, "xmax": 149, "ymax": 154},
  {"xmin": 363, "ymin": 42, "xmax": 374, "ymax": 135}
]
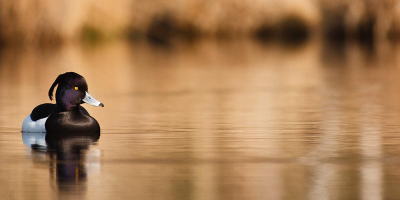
[{"xmin": 1, "ymin": 40, "xmax": 400, "ymax": 199}]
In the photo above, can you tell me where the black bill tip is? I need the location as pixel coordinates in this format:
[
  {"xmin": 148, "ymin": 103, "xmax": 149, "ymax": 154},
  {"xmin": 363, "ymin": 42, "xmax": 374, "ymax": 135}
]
[{"xmin": 99, "ymin": 103, "xmax": 104, "ymax": 107}]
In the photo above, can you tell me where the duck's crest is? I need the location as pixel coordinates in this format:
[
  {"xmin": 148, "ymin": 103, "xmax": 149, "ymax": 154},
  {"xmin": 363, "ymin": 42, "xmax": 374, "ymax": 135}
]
[{"xmin": 49, "ymin": 74, "xmax": 61, "ymax": 101}]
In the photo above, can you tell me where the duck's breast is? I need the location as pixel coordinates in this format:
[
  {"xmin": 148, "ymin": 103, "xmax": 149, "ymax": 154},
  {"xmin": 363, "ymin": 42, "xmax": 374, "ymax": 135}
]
[{"xmin": 45, "ymin": 110, "xmax": 100, "ymax": 133}]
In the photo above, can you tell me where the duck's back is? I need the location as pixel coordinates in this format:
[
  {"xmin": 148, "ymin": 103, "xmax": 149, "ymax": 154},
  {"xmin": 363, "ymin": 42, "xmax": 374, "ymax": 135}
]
[
  {"xmin": 22, "ymin": 103, "xmax": 58, "ymax": 133},
  {"xmin": 31, "ymin": 103, "xmax": 59, "ymax": 121}
]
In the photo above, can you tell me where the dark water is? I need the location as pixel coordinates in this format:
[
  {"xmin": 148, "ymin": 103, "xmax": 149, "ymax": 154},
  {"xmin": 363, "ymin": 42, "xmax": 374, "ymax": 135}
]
[{"xmin": 1, "ymin": 39, "xmax": 400, "ymax": 199}]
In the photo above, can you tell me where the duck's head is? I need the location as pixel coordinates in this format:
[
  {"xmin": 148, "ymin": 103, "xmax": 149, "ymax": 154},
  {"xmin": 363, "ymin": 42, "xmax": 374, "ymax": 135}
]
[{"xmin": 49, "ymin": 72, "xmax": 104, "ymax": 111}]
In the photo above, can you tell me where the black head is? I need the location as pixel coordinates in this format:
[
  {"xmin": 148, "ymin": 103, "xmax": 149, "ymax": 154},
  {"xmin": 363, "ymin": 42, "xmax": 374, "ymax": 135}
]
[{"xmin": 49, "ymin": 72, "xmax": 89, "ymax": 111}]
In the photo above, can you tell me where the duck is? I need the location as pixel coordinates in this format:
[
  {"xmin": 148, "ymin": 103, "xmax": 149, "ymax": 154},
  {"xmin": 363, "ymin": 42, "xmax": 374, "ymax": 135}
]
[{"xmin": 22, "ymin": 72, "xmax": 104, "ymax": 134}]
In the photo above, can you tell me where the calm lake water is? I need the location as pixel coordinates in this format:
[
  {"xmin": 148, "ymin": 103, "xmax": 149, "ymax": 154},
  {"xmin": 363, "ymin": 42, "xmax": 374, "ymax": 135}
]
[{"xmin": 1, "ymin": 39, "xmax": 400, "ymax": 199}]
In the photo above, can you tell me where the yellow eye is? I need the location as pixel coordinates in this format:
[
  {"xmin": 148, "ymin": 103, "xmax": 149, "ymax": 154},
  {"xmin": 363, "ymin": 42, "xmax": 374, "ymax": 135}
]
[{"xmin": 74, "ymin": 87, "xmax": 78, "ymax": 91}]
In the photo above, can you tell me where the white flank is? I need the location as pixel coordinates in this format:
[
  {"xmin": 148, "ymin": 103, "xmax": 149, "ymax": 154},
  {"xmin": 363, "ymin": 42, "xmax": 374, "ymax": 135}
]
[{"xmin": 22, "ymin": 115, "xmax": 47, "ymax": 133}]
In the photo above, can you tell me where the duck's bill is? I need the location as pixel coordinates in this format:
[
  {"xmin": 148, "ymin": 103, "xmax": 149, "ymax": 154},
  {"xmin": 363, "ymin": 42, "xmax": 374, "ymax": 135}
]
[{"xmin": 83, "ymin": 92, "xmax": 104, "ymax": 107}]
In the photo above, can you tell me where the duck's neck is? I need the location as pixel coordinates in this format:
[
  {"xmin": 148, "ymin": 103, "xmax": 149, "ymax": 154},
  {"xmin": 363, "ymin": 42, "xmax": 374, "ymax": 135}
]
[
  {"xmin": 56, "ymin": 94, "xmax": 80, "ymax": 112},
  {"xmin": 57, "ymin": 102, "xmax": 80, "ymax": 112}
]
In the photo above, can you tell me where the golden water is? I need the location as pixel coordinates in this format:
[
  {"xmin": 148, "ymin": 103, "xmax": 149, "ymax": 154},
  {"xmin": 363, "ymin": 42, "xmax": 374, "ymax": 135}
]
[{"xmin": 1, "ymin": 39, "xmax": 400, "ymax": 199}]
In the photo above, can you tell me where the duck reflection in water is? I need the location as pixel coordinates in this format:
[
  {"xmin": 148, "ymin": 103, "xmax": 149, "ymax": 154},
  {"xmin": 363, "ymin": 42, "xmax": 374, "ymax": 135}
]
[
  {"xmin": 23, "ymin": 131, "xmax": 100, "ymax": 190},
  {"xmin": 47, "ymin": 131, "xmax": 100, "ymax": 185}
]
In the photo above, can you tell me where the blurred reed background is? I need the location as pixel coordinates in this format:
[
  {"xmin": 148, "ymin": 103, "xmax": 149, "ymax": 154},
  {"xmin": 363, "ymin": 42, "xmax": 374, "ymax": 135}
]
[{"xmin": 1, "ymin": 0, "xmax": 400, "ymax": 45}]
